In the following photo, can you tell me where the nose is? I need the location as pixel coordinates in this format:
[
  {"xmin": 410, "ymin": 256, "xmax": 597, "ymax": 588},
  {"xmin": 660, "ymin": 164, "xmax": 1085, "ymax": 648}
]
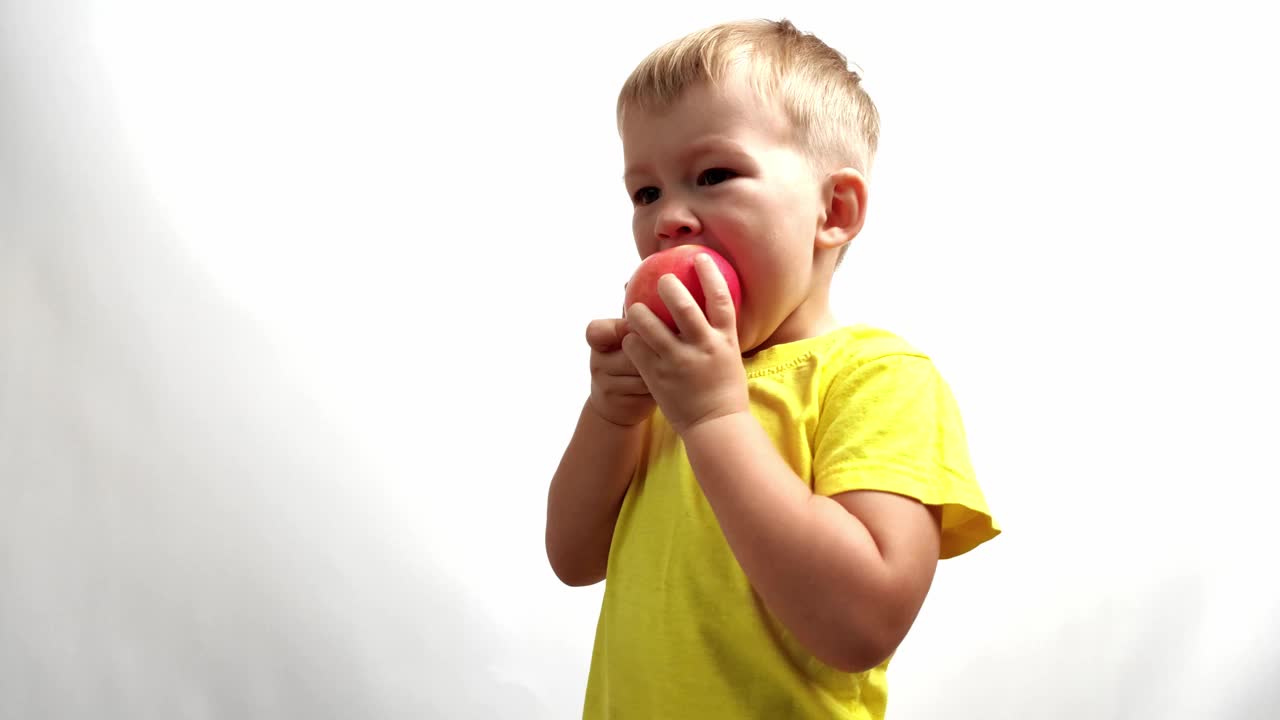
[{"xmin": 655, "ymin": 200, "xmax": 701, "ymax": 248}]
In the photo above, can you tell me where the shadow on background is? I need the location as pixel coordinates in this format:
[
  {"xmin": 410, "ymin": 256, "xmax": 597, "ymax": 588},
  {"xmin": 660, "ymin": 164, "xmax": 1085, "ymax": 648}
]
[{"xmin": 1, "ymin": 5, "xmax": 533, "ymax": 718}]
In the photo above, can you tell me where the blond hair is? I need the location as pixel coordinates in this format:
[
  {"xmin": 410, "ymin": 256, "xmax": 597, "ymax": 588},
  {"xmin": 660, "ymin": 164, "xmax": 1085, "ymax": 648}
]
[{"xmin": 617, "ymin": 18, "xmax": 880, "ymax": 178}]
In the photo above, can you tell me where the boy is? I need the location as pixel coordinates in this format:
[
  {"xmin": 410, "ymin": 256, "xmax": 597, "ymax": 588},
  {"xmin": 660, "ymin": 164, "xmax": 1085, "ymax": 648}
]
[{"xmin": 545, "ymin": 18, "xmax": 999, "ymax": 719}]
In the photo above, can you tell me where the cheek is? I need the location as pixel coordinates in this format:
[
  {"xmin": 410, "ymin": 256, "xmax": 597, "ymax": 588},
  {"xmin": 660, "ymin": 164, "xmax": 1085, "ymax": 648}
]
[
  {"xmin": 732, "ymin": 241, "xmax": 791, "ymax": 308},
  {"xmin": 731, "ymin": 258, "xmax": 769, "ymax": 308},
  {"xmin": 631, "ymin": 216, "xmax": 652, "ymax": 257}
]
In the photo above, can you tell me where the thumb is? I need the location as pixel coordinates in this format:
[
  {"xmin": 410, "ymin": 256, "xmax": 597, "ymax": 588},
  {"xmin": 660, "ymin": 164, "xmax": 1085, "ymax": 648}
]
[{"xmin": 586, "ymin": 318, "xmax": 627, "ymax": 352}]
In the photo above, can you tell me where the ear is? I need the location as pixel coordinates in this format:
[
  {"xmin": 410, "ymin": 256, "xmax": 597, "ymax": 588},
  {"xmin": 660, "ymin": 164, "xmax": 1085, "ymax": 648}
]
[{"xmin": 816, "ymin": 168, "xmax": 868, "ymax": 252}]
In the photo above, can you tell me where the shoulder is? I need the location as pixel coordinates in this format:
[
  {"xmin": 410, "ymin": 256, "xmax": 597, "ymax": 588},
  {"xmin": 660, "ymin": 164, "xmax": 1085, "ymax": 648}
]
[
  {"xmin": 816, "ymin": 324, "xmax": 937, "ymax": 394},
  {"xmin": 825, "ymin": 324, "xmax": 929, "ymax": 363}
]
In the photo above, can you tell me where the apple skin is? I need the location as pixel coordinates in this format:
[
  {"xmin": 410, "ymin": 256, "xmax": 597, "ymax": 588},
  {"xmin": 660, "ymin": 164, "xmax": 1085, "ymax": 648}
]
[{"xmin": 623, "ymin": 245, "xmax": 742, "ymax": 332}]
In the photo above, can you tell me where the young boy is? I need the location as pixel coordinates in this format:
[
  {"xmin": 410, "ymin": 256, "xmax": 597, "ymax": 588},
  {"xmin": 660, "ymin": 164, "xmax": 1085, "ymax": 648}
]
[{"xmin": 545, "ymin": 18, "xmax": 999, "ymax": 719}]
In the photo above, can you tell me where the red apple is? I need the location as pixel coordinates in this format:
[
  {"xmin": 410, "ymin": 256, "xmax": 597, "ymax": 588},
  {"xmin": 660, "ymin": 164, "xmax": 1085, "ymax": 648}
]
[{"xmin": 623, "ymin": 245, "xmax": 742, "ymax": 332}]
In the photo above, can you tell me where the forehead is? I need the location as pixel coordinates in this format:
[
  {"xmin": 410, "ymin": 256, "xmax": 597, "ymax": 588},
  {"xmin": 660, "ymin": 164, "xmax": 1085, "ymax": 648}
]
[{"xmin": 619, "ymin": 77, "xmax": 792, "ymax": 167}]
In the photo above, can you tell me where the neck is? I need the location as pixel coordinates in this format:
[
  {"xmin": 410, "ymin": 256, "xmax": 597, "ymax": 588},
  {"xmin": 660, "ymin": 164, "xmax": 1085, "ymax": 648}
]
[
  {"xmin": 744, "ymin": 291, "xmax": 839, "ymax": 357},
  {"xmin": 742, "ymin": 251, "xmax": 842, "ymax": 357}
]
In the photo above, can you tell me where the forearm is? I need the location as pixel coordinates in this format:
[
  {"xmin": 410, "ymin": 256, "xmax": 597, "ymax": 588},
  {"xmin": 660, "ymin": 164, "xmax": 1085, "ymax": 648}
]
[
  {"xmin": 545, "ymin": 400, "xmax": 648, "ymax": 586},
  {"xmin": 681, "ymin": 412, "xmax": 896, "ymax": 672}
]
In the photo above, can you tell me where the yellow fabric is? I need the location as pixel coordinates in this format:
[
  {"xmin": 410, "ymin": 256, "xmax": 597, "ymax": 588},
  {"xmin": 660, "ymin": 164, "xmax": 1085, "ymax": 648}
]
[{"xmin": 582, "ymin": 325, "xmax": 1000, "ymax": 719}]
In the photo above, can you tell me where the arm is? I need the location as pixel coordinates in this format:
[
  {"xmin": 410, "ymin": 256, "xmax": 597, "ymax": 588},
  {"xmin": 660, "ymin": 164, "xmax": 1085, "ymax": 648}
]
[
  {"xmin": 545, "ymin": 317, "xmax": 654, "ymax": 587},
  {"xmin": 545, "ymin": 401, "xmax": 648, "ymax": 586},
  {"xmin": 682, "ymin": 413, "xmax": 941, "ymax": 673}
]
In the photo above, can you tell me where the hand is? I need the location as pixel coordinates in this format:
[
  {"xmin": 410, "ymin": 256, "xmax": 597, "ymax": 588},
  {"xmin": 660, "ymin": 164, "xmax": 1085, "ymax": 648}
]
[
  {"xmin": 621, "ymin": 253, "xmax": 749, "ymax": 435},
  {"xmin": 585, "ymin": 317, "xmax": 655, "ymax": 427}
]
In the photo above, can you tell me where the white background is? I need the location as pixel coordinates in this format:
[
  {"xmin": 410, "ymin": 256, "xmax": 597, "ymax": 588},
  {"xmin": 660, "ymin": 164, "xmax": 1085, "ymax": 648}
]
[{"xmin": 2, "ymin": 1, "xmax": 1277, "ymax": 718}]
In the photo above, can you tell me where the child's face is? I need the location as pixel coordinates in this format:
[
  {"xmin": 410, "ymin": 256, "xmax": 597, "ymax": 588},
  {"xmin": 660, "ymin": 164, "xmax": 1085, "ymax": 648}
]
[{"xmin": 620, "ymin": 76, "xmax": 832, "ymax": 354}]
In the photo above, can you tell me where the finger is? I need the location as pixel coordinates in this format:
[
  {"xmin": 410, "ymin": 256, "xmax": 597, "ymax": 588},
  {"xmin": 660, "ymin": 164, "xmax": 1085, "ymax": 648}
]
[
  {"xmin": 597, "ymin": 347, "xmax": 644, "ymax": 376},
  {"xmin": 694, "ymin": 253, "xmax": 737, "ymax": 331},
  {"xmin": 586, "ymin": 318, "xmax": 626, "ymax": 352},
  {"xmin": 625, "ymin": 300, "xmax": 676, "ymax": 357},
  {"xmin": 657, "ymin": 272, "xmax": 708, "ymax": 341},
  {"xmin": 620, "ymin": 324, "xmax": 659, "ymax": 372},
  {"xmin": 602, "ymin": 374, "xmax": 650, "ymax": 396}
]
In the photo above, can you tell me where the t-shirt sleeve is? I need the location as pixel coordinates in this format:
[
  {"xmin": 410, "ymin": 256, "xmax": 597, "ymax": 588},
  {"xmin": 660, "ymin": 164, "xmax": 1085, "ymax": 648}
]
[{"xmin": 813, "ymin": 352, "xmax": 1000, "ymax": 559}]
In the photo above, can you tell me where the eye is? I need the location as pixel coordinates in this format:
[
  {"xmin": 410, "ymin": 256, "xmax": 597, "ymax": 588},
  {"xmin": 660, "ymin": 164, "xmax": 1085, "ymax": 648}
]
[
  {"xmin": 697, "ymin": 168, "xmax": 737, "ymax": 186},
  {"xmin": 632, "ymin": 187, "xmax": 660, "ymax": 206}
]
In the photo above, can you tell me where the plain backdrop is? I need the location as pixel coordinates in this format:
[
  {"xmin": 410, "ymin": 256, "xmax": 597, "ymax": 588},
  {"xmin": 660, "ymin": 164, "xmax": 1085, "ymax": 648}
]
[{"xmin": 3, "ymin": 1, "xmax": 1278, "ymax": 718}]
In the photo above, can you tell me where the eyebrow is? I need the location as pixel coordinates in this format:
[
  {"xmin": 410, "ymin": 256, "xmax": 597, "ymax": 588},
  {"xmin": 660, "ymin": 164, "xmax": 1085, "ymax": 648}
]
[{"xmin": 623, "ymin": 137, "xmax": 747, "ymax": 183}]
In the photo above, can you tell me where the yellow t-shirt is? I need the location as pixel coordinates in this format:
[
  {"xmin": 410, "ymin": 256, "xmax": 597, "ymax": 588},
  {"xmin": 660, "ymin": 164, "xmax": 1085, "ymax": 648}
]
[{"xmin": 582, "ymin": 325, "xmax": 1000, "ymax": 719}]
